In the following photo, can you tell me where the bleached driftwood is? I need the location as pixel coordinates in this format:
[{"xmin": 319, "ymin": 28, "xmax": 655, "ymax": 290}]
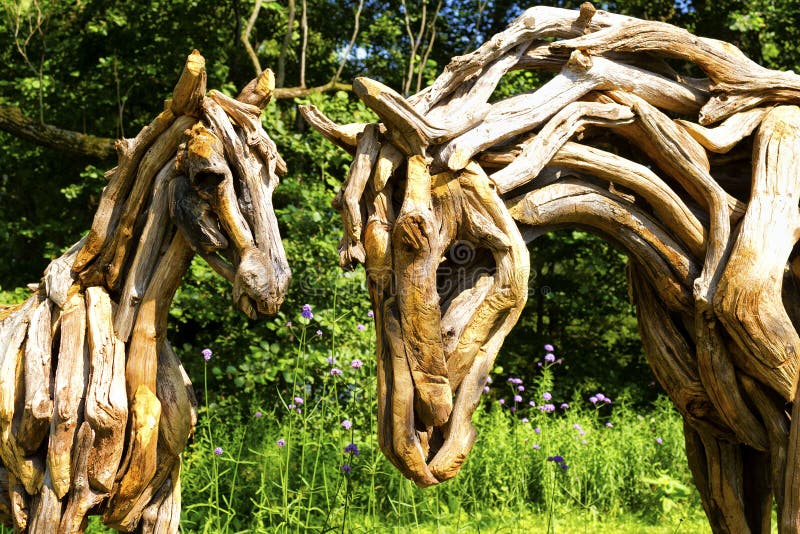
[
  {"xmin": 302, "ymin": 3, "xmax": 800, "ymax": 533},
  {"xmin": 0, "ymin": 54, "xmax": 290, "ymax": 531}
]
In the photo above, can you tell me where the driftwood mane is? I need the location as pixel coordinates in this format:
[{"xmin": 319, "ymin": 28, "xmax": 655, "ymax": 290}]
[{"xmin": 303, "ymin": 4, "xmax": 800, "ymax": 533}]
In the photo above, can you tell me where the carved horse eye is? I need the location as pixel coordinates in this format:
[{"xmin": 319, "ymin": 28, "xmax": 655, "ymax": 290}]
[{"xmin": 192, "ymin": 170, "xmax": 225, "ymax": 200}]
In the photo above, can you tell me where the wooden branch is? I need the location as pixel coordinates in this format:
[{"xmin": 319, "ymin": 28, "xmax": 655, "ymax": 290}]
[
  {"xmin": 714, "ymin": 106, "xmax": 800, "ymax": 401},
  {"xmin": 17, "ymin": 298, "xmax": 52, "ymax": 454},
  {"xmin": 43, "ymin": 236, "xmax": 85, "ymax": 309},
  {"xmin": 28, "ymin": 468, "xmax": 61, "ymax": 533},
  {"xmin": 552, "ymin": 18, "xmax": 800, "ymax": 123},
  {"xmin": 85, "ymin": 286, "xmax": 128, "ymax": 493},
  {"xmin": 0, "ymin": 104, "xmax": 115, "ymax": 159},
  {"xmin": 240, "ymin": 0, "xmax": 264, "ymax": 75},
  {"xmin": 47, "ymin": 287, "xmax": 89, "ymax": 500},
  {"xmin": 551, "ymin": 141, "xmax": 706, "ymax": 259},
  {"xmin": 237, "ymin": 68, "xmax": 275, "ymax": 110},
  {"xmin": 59, "ymin": 423, "xmax": 104, "ymax": 534},
  {"xmin": 0, "ymin": 297, "xmax": 44, "ymax": 496},
  {"xmin": 491, "ymin": 100, "xmax": 635, "ymax": 194},
  {"xmin": 507, "ymin": 179, "xmax": 697, "ymax": 313},
  {"xmin": 676, "ymin": 107, "xmax": 769, "ymax": 154},
  {"xmin": 113, "ymin": 158, "xmax": 176, "ymax": 342},
  {"xmin": 273, "ymin": 81, "xmax": 353, "ymax": 100},
  {"xmin": 410, "ymin": 3, "xmax": 631, "ymax": 113},
  {"xmin": 393, "ymin": 155, "xmax": 452, "ymax": 427},
  {"xmin": 335, "ymin": 124, "xmax": 381, "ymax": 269},
  {"xmin": 297, "ymin": 105, "xmax": 365, "ymax": 155},
  {"xmin": 382, "ymin": 301, "xmax": 439, "ymax": 487},
  {"xmin": 170, "ymin": 50, "xmax": 207, "ymax": 117},
  {"xmin": 628, "ymin": 263, "xmax": 729, "ymax": 438},
  {"xmin": 354, "ymin": 77, "xmax": 484, "ymax": 155}
]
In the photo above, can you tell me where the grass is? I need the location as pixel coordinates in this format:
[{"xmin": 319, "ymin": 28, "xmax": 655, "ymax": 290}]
[
  {"xmin": 167, "ymin": 316, "xmax": 707, "ymax": 532},
  {"xmin": 2, "ymin": 307, "xmax": 709, "ymax": 533}
]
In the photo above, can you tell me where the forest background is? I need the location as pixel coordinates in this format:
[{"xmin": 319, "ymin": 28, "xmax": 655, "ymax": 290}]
[{"xmin": 1, "ymin": 0, "xmax": 798, "ymax": 531}]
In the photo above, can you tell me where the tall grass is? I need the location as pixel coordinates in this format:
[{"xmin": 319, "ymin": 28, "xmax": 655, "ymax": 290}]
[{"xmin": 172, "ymin": 312, "xmax": 705, "ymax": 533}]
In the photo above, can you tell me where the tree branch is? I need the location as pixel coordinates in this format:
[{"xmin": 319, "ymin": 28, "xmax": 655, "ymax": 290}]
[
  {"xmin": 240, "ymin": 0, "xmax": 263, "ymax": 76},
  {"xmin": 0, "ymin": 105, "xmax": 115, "ymax": 159}
]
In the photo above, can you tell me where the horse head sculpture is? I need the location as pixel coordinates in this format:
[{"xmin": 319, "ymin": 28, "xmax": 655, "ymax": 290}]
[
  {"xmin": 304, "ymin": 3, "xmax": 800, "ymax": 533},
  {"xmin": 0, "ymin": 51, "xmax": 290, "ymax": 532}
]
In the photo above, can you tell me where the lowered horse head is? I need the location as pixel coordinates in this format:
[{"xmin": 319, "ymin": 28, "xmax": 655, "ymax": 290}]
[{"xmin": 304, "ymin": 6, "xmax": 800, "ymax": 533}]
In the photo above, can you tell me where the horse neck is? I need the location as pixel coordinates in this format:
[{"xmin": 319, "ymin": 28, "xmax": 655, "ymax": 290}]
[{"xmin": 112, "ymin": 227, "xmax": 194, "ymax": 344}]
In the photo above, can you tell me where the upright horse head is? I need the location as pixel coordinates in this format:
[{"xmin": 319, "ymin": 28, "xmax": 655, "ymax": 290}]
[{"xmin": 0, "ymin": 51, "xmax": 290, "ymax": 532}]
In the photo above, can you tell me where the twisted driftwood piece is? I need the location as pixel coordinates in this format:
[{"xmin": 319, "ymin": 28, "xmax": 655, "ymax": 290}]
[
  {"xmin": 0, "ymin": 52, "xmax": 290, "ymax": 532},
  {"xmin": 303, "ymin": 4, "xmax": 800, "ymax": 533}
]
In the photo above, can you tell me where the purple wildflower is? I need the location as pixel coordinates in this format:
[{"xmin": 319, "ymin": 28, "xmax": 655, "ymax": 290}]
[
  {"xmin": 316, "ymin": 329, "xmax": 323, "ymax": 337},
  {"xmin": 544, "ymin": 353, "xmax": 555, "ymax": 363},
  {"xmin": 556, "ymin": 358, "xmax": 563, "ymax": 365},
  {"xmin": 581, "ymin": 439, "xmax": 587, "ymax": 445},
  {"xmin": 486, "ymin": 376, "xmax": 493, "ymax": 385},
  {"xmin": 589, "ymin": 396, "xmax": 598, "ymax": 404},
  {"xmin": 331, "ymin": 368, "xmax": 343, "ymax": 376},
  {"xmin": 560, "ymin": 463, "xmax": 569, "ymax": 471},
  {"xmin": 276, "ymin": 438, "xmax": 286, "ymax": 447},
  {"xmin": 288, "ymin": 403, "xmax": 296, "ymax": 410},
  {"xmin": 357, "ymin": 324, "xmax": 366, "ymax": 331},
  {"xmin": 529, "ymin": 401, "xmax": 536, "ymax": 407},
  {"xmin": 286, "ymin": 321, "xmax": 293, "ymax": 327},
  {"xmin": 533, "ymin": 443, "xmax": 540, "ymax": 450},
  {"xmin": 560, "ymin": 403, "xmax": 569, "ymax": 410},
  {"xmin": 534, "ymin": 427, "xmax": 541, "ymax": 434},
  {"xmin": 499, "ymin": 398, "xmax": 505, "ymax": 405},
  {"xmin": 255, "ymin": 411, "xmax": 263, "ymax": 418},
  {"xmin": 517, "ymin": 385, "xmax": 525, "ymax": 392},
  {"xmin": 596, "ymin": 393, "xmax": 606, "ymax": 401},
  {"xmin": 301, "ymin": 304, "xmax": 313, "ymax": 320},
  {"xmin": 341, "ymin": 464, "xmax": 352, "ymax": 474},
  {"xmin": 367, "ymin": 310, "xmax": 374, "ymax": 318},
  {"xmin": 341, "ymin": 419, "xmax": 353, "ymax": 430},
  {"xmin": 573, "ymin": 423, "xmax": 583, "ymax": 431},
  {"xmin": 327, "ymin": 356, "xmax": 336, "ymax": 364},
  {"xmin": 351, "ymin": 359, "xmax": 363, "ymax": 369},
  {"xmin": 483, "ymin": 386, "xmax": 490, "ymax": 393},
  {"xmin": 656, "ymin": 437, "xmax": 663, "ymax": 445},
  {"xmin": 521, "ymin": 418, "xmax": 529, "ymax": 423},
  {"xmin": 294, "ymin": 396, "xmax": 304, "ymax": 405},
  {"xmin": 606, "ymin": 422, "xmax": 614, "ymax": 428},
  {"xmin": 542, "ymin": 392, "xmax": 552, "ymax": 401},
  {"xmin": 214, "ymin": 447, "xmax": 223, "ymax": 455},
  {"xmin": 202, "ymin": 348, "xmax": 212, "ymax": 361},
  {"xmin": 513, "ymin": 395, "xmax": 523, "ymax": 403},
  {"xmin": 344, "ymin": 443, "xmax": 360, "ymax": 456},
  {"xmin": 540, "ymin": 404, "xmax": 555, "ymax": 412},
  {"xmin": 544, "ymin": 344, "xmax": 554, "ymax": 352},
  {"xmin": 537, "ymin": 362, "xmax": 543, "ymax": 367},
  {"xmin": 547, "ymin": 455, "xmax": 565, "ymax": 463}
]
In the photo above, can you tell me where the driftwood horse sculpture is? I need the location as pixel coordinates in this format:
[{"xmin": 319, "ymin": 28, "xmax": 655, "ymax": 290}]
[
  {"xmin": 0, "ymin": 52, "xmax": 290, "ymax": 531},
  {"xmin": 303, "ymin": 4, "xmax": 800, "ymax": 533}
]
